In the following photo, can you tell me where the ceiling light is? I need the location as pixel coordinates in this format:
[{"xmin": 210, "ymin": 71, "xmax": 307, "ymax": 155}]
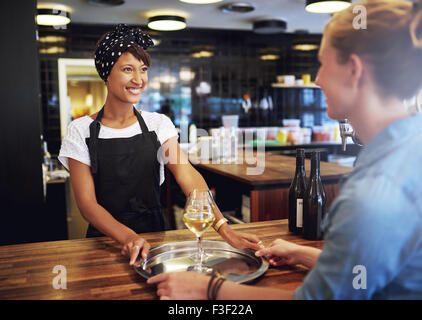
[
  {"xmin": 305, "ymin": 0, "xmax": 351, "ymax": 14},
  {"xmin": 253, "ymin": 19, "xmax": 287, "ymax": 34},
  {"xmin": 39, "ymin": 46, "xmax": 66, "ymax": 54},
  {"xmin": 159, "ymin": 75, "xmax": 178, "ymax": 84},
  {"xmin": 38, "ymin": 35, "xmax": 67, "ymax": 43},
  {"xmin": 179, "ymin": 0, "xmax": 223, "ymax": 4},
  {"xmin": 36, "ymin": 8, "xmax": 71, "ymax": 26},
  {"xmin": 220, "ymin": 2, "xmax": 255, "ymax": 13},
  {"xmin": 148, "ymin": 15, "xmax": 186, "ymax": 31},
  {"xmin": 292, "ymin": 44, "xmax": 319, "ymax": 51},
  {"xmin": 191, "ymin": 51, "xmax": 214, "ymax": 58},
  {"xmin": 260, "ymin": 54, "xmax": 280, "ymax": 61},
  {"xmin": 179, "ymin": 68, "xmax": 195, "ymax": 81}
]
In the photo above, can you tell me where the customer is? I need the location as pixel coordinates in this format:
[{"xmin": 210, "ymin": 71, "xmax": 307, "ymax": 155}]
[
  {"xmin": 58, "ymin": 24, "xmax": 261, "ymax": 266},
  {"xmin": 147, "ymin": 0, "xmax": 422, "ymax": 299}
]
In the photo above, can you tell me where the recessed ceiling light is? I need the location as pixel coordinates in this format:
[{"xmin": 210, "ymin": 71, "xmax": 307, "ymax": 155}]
[
  {"xmin": 148, "ymin": 15, "xmax": 187, "ymax": 31},
  {"xmin": 39, "ymin": 46, "xmax": 66, "ymax": 54},
  {"xmin": 260, "ymin": 54, "xmax": 279, "ymax": 61},
  {"xmin": 191, "ymin": 51, "xmax": 214, "ymax": 58},
  {"xmin": 305, "ymin": 0, "xmax": 351, "ymax": 13},
  {"xmin": 292, "ymin": 44, "xmax": 319, "ymax": 51},
  {"xmin": 36, "ymin": 8, "xmax": 71, "ymax": 26},
  {"xmin": 38, "ymin": 35, "xmax": 67, "ymax": 43}
]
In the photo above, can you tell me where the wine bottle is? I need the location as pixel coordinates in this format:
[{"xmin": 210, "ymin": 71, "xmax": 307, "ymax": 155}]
[
  {"xmin": 303, "ymin": 151, "xmax": 327, "ymax": 240},
  {"xmin": 288, "ymin": 148, "xmax": 307, "ymax": 234}
]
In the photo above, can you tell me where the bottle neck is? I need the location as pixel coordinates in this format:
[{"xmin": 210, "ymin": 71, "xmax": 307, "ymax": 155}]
[
  {"xmin": 295, "ymin": 156, "xmax": 305, "ymax": 175},
  {"xmin": 311, "ymin": 157, "xmax": 320, "ymax": 177},
  {"xmin": 296, "ymin": 156, "xmax": 304, "ymax": 168}
]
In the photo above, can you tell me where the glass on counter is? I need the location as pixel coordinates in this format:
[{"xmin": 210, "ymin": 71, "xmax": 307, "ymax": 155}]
[{"xmin": 205, "ymin": 127, "xmax": 239, "ymax": 163}]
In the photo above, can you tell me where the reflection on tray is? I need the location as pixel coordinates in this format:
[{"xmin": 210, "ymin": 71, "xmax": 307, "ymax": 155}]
[
  {"xmin": 205, "ymin": 257, "xmax": 256, "ymax": 277},
  {"xmin": 144, "ymin": 256, "xmax": 196, "ymax": 276},
  {"xmin": 135, "ymin": 240, "xmax": 268, "ymax": 283}
]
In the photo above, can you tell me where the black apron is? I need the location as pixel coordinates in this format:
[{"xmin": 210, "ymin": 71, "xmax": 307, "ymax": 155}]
[{"xmin": 85, "ymin": 106, "xmax": 167, "ymax": 237}]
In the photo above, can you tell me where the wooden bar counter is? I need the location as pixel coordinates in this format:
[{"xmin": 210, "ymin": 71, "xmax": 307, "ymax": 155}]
[{"xmin": 0, "ymin": 219, "xmax": 322, "ymax": 300}]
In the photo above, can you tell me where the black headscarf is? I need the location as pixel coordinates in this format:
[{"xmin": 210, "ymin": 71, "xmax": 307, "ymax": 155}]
[{"xmin": 94, "ymin": 24, "xmax": 154, "ymax": 82}]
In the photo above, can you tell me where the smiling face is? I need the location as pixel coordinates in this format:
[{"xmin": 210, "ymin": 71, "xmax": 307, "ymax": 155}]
[
  {"xmin": 315, "ymin": 31, "xmax": 355, "ymax": 120},
  {"xmin": 105, "ymin": 51, "xmax": 149, "ymax": 105}
]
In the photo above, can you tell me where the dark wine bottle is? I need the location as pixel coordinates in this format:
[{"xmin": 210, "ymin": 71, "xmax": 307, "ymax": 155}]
[
  {"xmin": 303, "ymin": 151, "xmax": 327, "ymax": 240},
  {"xmin": 288, "ymin": 148, "xmax": 307, "ymax": 234}
]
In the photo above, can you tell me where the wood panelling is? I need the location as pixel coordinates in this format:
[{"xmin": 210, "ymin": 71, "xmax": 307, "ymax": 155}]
[
  {"xmin": 191, "ymin": 153, "xmax": 350, "ymax": 222},
  {"xmin": 250, "ymin": 183, "xmax": 340, "ymax": 222}
]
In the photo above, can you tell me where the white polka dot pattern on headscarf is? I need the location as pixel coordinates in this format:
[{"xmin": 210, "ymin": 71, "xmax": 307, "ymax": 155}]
[{"xmin": 94, "ymin": 24, "xmax": 154, "ymax": 82}]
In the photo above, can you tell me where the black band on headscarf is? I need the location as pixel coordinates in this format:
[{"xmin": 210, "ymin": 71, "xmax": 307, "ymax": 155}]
[{"xmin": 94, "ymin": 24, "xmax": 154, "ymax": 82}]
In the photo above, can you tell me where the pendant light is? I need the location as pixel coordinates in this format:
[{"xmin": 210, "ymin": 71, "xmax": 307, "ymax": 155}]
[
  {"xmin": 253, "ymin": 19, "xmax": 287, "ymax": 34},
  {"xmin": 36, "ymin": 8, "xmax": 71, "ymax": 26},
  {"xmin": 148, "ymin": 15, "xmax": 187, "ymax": 31},
  {"xmin": 305, "ymin": 0, "xmax": 351, "ymax": 14}
]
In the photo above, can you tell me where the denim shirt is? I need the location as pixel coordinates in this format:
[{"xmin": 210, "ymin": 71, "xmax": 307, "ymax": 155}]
[{"xmin": 294, "ymin": 114, "xmax": 422, "ymax": 299}]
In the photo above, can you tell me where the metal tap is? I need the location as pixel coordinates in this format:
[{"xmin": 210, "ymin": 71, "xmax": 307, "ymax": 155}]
[{"xmin": 339, "ymin": 119, "xmax": 363, "ymax": 151}]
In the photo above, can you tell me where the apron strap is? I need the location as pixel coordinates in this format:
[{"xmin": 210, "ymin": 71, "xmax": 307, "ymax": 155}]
[
  {"xmin": 88, "ymin": 107, "xmax": 104, "ymax": 175},
  {"xmin": 133, "ymin": 107, "xmax": 150, "ymax": 133}
]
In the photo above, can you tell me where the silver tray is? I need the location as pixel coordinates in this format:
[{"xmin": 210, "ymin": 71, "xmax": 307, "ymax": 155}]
[{"xmin": 134, "ymin": 240, "xmax": 268, "ymax": 283}]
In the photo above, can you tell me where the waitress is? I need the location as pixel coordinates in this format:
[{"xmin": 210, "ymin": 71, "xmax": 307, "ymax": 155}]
[{"xmin": 59, "ymin": 24, "xmax": 261, "ymax": 266}]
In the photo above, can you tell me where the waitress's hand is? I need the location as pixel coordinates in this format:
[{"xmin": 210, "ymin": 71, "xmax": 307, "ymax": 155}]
[
  {"xmin": 218, "ymin": 224, "xmax": 262, "ymax": 251},
  {"xmin": 121, "ymin": 234, "xmax": 151, "ymax": 266}
]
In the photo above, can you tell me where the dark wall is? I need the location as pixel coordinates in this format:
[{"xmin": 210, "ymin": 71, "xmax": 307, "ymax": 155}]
[{"xmin": 0, "ymin": 0, "xmax": 46, "ymax": 245}]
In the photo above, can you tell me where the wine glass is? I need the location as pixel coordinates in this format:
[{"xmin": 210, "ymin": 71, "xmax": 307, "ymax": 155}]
[{"xmin": 183, "ymin": 189, "xmax": 216, "ymax": 273}]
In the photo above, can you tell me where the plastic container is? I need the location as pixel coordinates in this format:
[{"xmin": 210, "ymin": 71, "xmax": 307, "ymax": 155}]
[
  {"xmin": 287, "ymin": 127, "xmax": 301, "ymax": 144},
  {"xmin": 277, "ymin": 128, "xmax": 288, "ymax": 143},
  {"xmin": 277, "ymin": 75, "xmax": 295, "ymax": 85},
  {"xmin": 198, "ymin": 136, "xmax": 212, "ymax": 161},
  {"xmin": 301, "ymin": 128, "xmax": 312, "ymax": 144},
  {"xmin": 266, "ymin": 127, "xmax": 279, "ymax": 140},
  {"xmin": 222, "ymin": 115, "xmax": 239, "ymax": 128},
  {"xmin": 283, "ymin": 119, "xmax": 301, "ymax": 127},
  {"xmin": 312, "ymin": 126, "xmax": 329, "ymax": 142}
]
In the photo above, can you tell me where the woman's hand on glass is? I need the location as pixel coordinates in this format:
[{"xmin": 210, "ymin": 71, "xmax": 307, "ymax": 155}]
[{"xmin": 121, "ymin": 234, "xmax": 151, "ymax": 266}]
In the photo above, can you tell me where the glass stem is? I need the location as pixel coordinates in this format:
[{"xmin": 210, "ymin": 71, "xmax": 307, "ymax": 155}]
[{"xmin": 197, "ymin": 235, "xmax": 203, "ymax": 267}]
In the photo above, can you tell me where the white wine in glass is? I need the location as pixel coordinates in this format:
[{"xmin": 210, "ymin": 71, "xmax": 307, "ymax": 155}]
[
  {"xmin": 183, "ymin": 190, "xmax": 215, "ymax": 273},
  {"xmin": 183, "ymin": 212, "xmax": 215, "ymax": 237}
]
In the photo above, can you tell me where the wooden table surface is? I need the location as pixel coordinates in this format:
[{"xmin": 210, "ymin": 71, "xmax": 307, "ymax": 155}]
[
  {"xmin": 0, "ymin": 219, "xmax": 323, "ymax": 300},
  {"xmin": 193, "ymin": 152, "xmax": 352, "ymax": 187}
]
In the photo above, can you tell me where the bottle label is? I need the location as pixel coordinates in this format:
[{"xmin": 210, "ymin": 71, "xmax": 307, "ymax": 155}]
[{"xmin": 296, "ymin": 199, "xmax": 303, "ymax": 228}]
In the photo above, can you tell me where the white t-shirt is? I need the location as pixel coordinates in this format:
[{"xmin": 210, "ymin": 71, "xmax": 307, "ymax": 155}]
[{"xmin": 58, "ymin": 110, "xmax": 178, "ymax": 185}]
